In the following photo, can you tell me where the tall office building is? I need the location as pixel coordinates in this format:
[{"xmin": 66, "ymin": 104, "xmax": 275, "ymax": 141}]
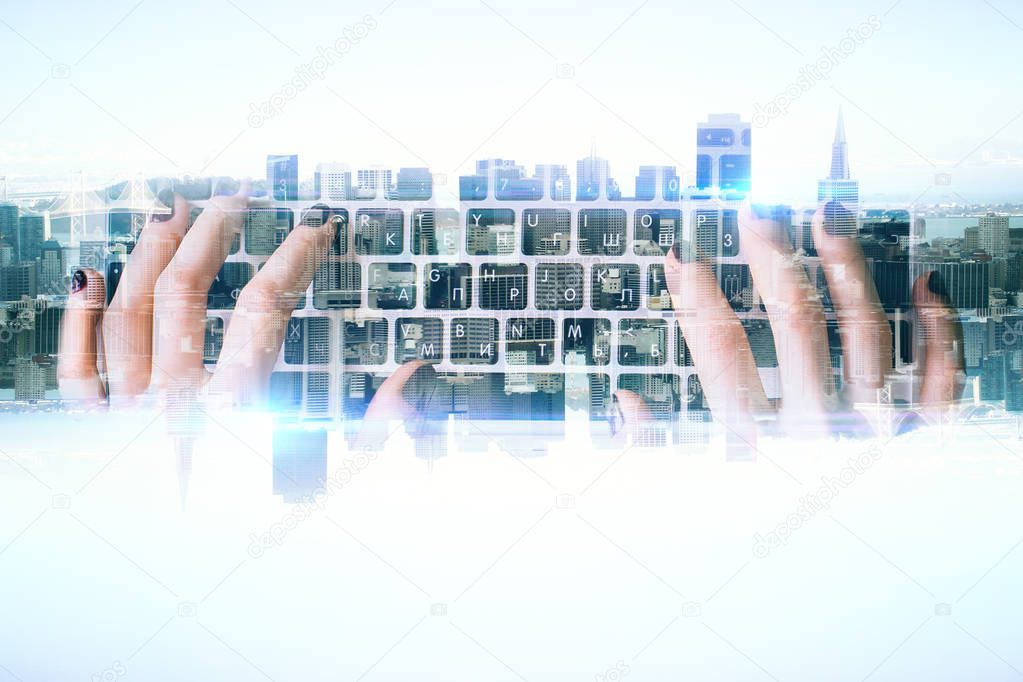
[
  {"xmin": 576, "ymin": 146, "xmax": 621, "ymax": 200},
  {"xmin": 0, "ymin": 263, "xmax": 37, "ymax": 300},
  {"xmin": 979, "ymin": 212, "xmax": 1009, "ymax": 258},
  {"xmin": 535, "ymin": 164, "xmax": 571, "ymax": 200},
  {"xmin": 635, "ymin": 166, "xmax": 680, "ymax": 201},
  {"xmin": 315, "ymin": 162, "xmax": 351, "ymax": 201},
  {"xmin": 394, "ymin": 167, "xmax": 432, "ymax": 200},
  {"xmin": 696, "ymin": 113, "xmax": 751, "ymax": 192},
  {"xmin": 267, "ymin": 154, "xmax": 299, "ymax": 201},
  {"xmin": 817, "ymin": 109, "xmax": 859, "ymax": 237},
  {"xmin": 0, "ymin": 204, "xmax": 19, "ymax": 261},
  {"xmin": 19, "ymin": 214, "xmax": 46, "ymax": 262},
  {"xmin": 39, "ymin": 239, "xmax": 65, "ymax": 295},
  {"xmin": 355, "ymin": 167, "xmax": 393, "ymax": 199}
]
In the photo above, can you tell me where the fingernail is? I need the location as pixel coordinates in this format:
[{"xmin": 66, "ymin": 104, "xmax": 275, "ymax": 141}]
[
  {"xmin": 823, "ymin": 200, "xmax": 855, "ymax": 237},
  {"xmin": 750, "ymin": 203, "xmax": 773, "ymax": 220},
  {"xmin": 153, "ymin": 189, "xmax": 176, "ymax": 222},
  {"xmin": 927, "ymin": 271, "xmax": 948, "ymax": 297},
  {"xmin": 670, "ymin": 241, "xmax": 694, "ymax": 265},
  {"xmin": 402, "ymin": 363, "xmax": 438, "ymax": 414},
  {"xmin": 71, "ymin": 269, "xmax": 87, "ymax": 294},
  {"xmin": 302, "ymin": 203, "xmax": 331, "ymax": 228}
]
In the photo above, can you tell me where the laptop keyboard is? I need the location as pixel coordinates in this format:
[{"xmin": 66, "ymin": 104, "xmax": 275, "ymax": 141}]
[{"xmin": 178, "ymin": 185, "xmax": 776, "ymax": 427}]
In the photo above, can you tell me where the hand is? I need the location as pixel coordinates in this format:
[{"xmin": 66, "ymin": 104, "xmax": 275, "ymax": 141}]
[
  {"xmin": 58, "ymin": 183, "xmax": 335, "ymax": 405},
  {"xmin": 617, "ymin": 203, "xmax": 964, "ymax": 441}
]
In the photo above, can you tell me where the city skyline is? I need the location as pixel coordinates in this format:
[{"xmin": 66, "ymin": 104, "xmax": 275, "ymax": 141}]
[{"xmin": 2, "ymin": 0, "xmax": 1023, "ymax": 202}]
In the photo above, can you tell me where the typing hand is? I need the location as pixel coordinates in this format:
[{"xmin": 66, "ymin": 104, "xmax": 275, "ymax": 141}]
[
  {"xmin": 618, "ymin": 202, "xmax": 964, "ymax": 441},
  {"xmin": 59, "ymin": 183, "xmax": 337, "ymax": 406}
]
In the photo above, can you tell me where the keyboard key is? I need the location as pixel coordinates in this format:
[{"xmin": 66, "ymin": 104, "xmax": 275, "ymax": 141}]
[
  {"xmin": 495, "ymin": 172, "xmax": 543, "ymax": 200},
  {"xmin": 269, "ymin": 371, "xmax": 330, "ymax": 416},
  {"xmin": 633, "ymin": 209, "xmax": 681, "ymax": 255},
  {"xmin": 459, "ymin": 175, "xmax": 488, "ymax": 201},
  {"xmin": 318, "ymin": 208, "xmax": 348, "ymax": 255},
  {"xmin": 591, "ymin": 264, "xmax": 640, "ymax": 311},
  {"xmin": 578, "ymin": 208, "xmax": 626, "ymax": 256},
  {"xmin": 436, "ymin": 372, "xmax": 565, "ymax": 420},
  {"xmin": 698, "ymin": 128, "xmax": 735, "ymax": 146},
  {"xmin": 204, "ymin": 316, "xmax": 224, "ymax": 363},
  {"xmin": 424, "ymin": 263, "xmax": 472, "ymax": 310},
  {"xmin": 355, "ymin": 209, "xmax": 403, "ymax": 255},
  {"xmin": 562, "ymin": 318, "xmax": 612, "ymax": 366},
  {"xmin": 535, "ymin": 263, "xmax": 584, "ymax": 311},
  {"xmin": 207, "ymin": 262, "xmax": 254, "ymax": 310},
  {"xmin": 685, "ymin": 374, "xmax": 705, "ymax": 409},
  {"xmin": 466, "ymin": 208, "xmax": 516, "ymax": 255},
  {"xmin": 412, "ymin": 208, "xmax": 460, "ymax": 255},
  {"xmin": 505, "ymin": 318, "xmax": 556, "ymax": 365},
  {"xmin": 105, "ymin": 261, "xmax": 124, "ymax": 305},
  {"xmin": 618, "ymin": 373, "xmax": 681, "ymax": 420},
  {"xmin": 716, "ymin": 262, "xmax": 753, "ymax": 311},
  {"xmin": 522, "ymin": 208, "xmax": 570, "ymax": 255},
  {"xmin": 284, "ymin": 317, "xmax": 331, "ymax": 365},
  {"xmin": 343, "ymin": 319, "xmax": 388, "ymax": 365},
  {"xmin": 720, "ymin": 155, "xmax": 750, "ymax": 191},
  {"xmin": 646, "ymin": 264, "xmax": 672, "ymax": 311},
  {"xmin": 675, "ymin": 322, "xmax": 693, "ymax": 366},
  {"xmin": 245, "ymin": 207, "xmax": 294, "ymax": 256},
  {"xmin": 395, "ymin": 318, "xmax": 443, "ymax": 363},
  {"xmin": 313, "ymin": 261, "xmax": 362, "ymax": 309},
  {"xmin": 618, "ymin": 319, "xmax": 668, "ymax": 366},
  {"xmin": 693, "ymin": 209, "xmax": 739, "ymax": 259},
  {"xmin": 479, "ymin": 263, "xmax": 527, "ymax": 310},
  {"xmin": 449, "ymin": 318, "xmax": 499, "ymax": 365},
  {"xmin": 696, "ymin": 155, "xmax": 712, "ymax": 189},
  {"xmin": 368, "ymin": 263, "xmax": 416, "ymax": 309}
]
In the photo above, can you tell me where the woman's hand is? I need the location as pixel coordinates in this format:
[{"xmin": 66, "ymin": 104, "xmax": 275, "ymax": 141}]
[{"xmin": 58, "ymin": 183, "xmax": 336, "ymax": 406}]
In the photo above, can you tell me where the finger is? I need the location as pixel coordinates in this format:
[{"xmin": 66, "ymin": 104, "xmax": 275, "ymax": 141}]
[
  {"xmin": 355, "ymin": 361, "xmax": 430, "ymax": 450},
  {"xmin": 104, "ymin": 190, "xmax": 188, "ymax": 396},
  {"xmin": 741, "ymin": 205, "xmax": 833, "ymax": 424},
  {"xmin": 152, "ymin": 180, "xmax": 250, "ymax": 391},
  {"xmin": 913, "ymin": 272, "xmax": 964, "ymax": 408},
  {"xmin": 211, "ymin": 204, "xmax": 336, "ymax": 403},
  {"xmin": 665, "ymin": 247, "xmax": 766, "ymax": 436},
  {"xmin": 812, "ymin": 205, "xmax": 892, "ymax": 400},
  {"xmin": 58, "ymin": 268, "xmax": 106, "ymax": 401}
]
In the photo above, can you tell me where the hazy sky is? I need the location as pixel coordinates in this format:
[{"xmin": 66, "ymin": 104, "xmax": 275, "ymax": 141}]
[{"xmin": 2, "ymin": 0, "xmax": 1022, "ymax": 204}]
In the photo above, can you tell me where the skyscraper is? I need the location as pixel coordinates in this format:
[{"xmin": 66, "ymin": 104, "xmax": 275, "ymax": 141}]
[
  {"xmin": 267, "ymin": 154, "xmax": 299, "ymax": 201},
  {"xmin": 19, "ymin": 214, "xmax": 46, "ymax": 262},
  {"xmin": 696, "ymin": 113, "xmax": 751, "ymax": 192},
  {"xmin": 0, "ymin": 204, "xmax": 19, "ymax": 261},
  {"xmin": 315, "ymin": 162, "xmax": 351, "ymax": 201},
  {"xmin": 979, "ymin": 212, "xmax": 1009, "ymax": 258},
  {"xmin": 817, "ymin": 109, "xmax": 859, "ymax": 237},
  {"xmin": 576, "ymin": 145, "xmax": 620, "ymax": 200},
  {"xmin": 635, "ymin": 166, "xmax": 680, "ymax": 201}
]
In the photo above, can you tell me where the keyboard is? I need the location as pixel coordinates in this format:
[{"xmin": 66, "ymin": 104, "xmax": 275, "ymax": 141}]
[{"xmin": 127, "ymin": 172, "xmax": 816, "ymax": 442}]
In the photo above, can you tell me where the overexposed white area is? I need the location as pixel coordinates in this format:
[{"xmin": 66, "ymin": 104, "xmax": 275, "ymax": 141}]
[{"xmin": 1, "ymin": 410, "xmax": 1022, "ymax": 681}]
